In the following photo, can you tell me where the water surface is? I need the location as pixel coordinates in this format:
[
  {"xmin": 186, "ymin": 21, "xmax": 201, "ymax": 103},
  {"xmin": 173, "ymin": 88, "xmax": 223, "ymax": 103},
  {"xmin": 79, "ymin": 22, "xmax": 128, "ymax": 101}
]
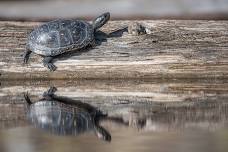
[{"xmin": 0, "ymin": 80, "xmax": 228, "ymax": 152}]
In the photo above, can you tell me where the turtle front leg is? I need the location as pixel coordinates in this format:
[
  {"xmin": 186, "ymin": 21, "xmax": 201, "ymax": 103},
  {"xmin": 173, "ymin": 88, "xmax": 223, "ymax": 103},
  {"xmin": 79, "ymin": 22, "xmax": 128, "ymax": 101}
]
[
  {"xmin": 23, "ymin": 49, "xmax": 32, "ymax": 64},
  {"xmin": 43, "ymin": 56, "xmax": 56, "ymax": 71},
  {"xmin": 43, "ymin": 87, "xmax": 57, "ymax": 100},
  {"xmin": 24, "ymin": 92, "xmax": 32, "ymax": 105}
]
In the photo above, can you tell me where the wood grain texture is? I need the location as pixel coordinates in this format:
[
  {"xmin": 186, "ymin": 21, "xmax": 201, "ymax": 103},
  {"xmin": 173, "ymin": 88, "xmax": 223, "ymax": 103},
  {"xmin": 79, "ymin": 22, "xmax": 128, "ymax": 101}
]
[{"xmin": 0, "ymin": 20, "xmax": 228, "ymax": 80}]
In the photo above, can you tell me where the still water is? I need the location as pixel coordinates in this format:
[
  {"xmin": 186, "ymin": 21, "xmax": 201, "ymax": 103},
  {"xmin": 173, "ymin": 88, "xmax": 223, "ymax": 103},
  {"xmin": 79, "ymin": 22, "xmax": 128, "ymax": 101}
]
[
  {"xmin": 1, "ymin": 126, "xmax": 228, "ymax": 152},
  {"xmin": 0, "ymin": 80, "xmax": 228, "ymax": 152}
]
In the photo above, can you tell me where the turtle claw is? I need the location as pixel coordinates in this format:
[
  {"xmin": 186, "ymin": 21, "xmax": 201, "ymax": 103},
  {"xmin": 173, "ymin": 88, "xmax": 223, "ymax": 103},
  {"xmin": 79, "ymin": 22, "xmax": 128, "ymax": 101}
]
[
  {"xmin": 47, "ymin": 63, "xmax": 57, "ymax": 71},
  {"xmin": 23, "ymin": 92, "xmax": 29, "ymax": 100},
  {"xmin": 43, "ymin": 57, "xmax": 56, "ymax": 71},
  {"xmin": 23, "ymin": 50, "xmax": 32, "ymax": 64},
  {"xmin": 48, "ymin": 86, "xmax": 57, "ymax": 94},
  {"xmin": 43, "ymin": 86, "xmax": 57, "ymax": 99},
  {"xmin": 24, "ymin": 92, "xmax": 32, "ymax": 105},
  {"xmin": 43, "ymin": 62, "xmax": 56, "ymax": 71},
  {"xmin": 23, "ymin": 57, "xmax": 28, "ymax": 64}
]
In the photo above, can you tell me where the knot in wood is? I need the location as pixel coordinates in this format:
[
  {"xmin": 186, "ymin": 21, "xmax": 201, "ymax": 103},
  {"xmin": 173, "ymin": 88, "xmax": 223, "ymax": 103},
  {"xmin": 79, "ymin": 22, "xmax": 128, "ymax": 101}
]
[{"xmin": 128, "ymin": 22, "xmax": 147, "ymax": 36}]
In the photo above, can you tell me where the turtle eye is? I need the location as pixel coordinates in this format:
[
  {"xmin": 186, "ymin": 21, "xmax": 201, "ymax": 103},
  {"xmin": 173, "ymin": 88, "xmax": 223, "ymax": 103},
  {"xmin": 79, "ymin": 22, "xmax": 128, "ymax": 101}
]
[
  {"xmin": 99, "ymin": 12, "xmax": 110, "ymax": 24},
  {"xmin": 104, "ymin": 12, "xmax": 110, "ymax": 20}
]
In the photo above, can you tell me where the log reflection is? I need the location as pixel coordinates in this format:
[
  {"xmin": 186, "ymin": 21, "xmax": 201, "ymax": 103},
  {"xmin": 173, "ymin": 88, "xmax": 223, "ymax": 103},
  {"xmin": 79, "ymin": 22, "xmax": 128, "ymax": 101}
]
[{"xmin": 1, "ymin": 87, "xmax": 228, "ymax": 132}]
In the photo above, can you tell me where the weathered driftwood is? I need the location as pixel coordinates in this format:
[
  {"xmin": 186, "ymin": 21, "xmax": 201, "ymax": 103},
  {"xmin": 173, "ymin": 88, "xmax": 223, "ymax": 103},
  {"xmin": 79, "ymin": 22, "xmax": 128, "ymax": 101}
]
[
  {"xmin": 1, "ymin": 80, "xmax": 228, "ymax": 131},
  {"xmin": 0, "ymin": 20, "xmax": 228, "ymax": 80}
]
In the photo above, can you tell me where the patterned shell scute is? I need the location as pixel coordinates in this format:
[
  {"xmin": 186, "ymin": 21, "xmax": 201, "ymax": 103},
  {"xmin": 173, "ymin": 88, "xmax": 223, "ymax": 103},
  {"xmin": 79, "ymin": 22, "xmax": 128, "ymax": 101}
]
[
  {"xmin": 28, "ymin": 101, "xmax": 94, "ymax": 136},
  {"xmin": 28, "ymin": 19, "xmax": 94, "ymax": 56}
]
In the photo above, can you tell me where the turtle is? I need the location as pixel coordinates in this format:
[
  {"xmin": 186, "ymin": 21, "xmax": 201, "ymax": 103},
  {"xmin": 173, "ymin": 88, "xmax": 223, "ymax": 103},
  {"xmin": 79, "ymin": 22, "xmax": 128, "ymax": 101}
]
[
  {"xmin": 23, "ymin": 12, "xmax": 110, "ymax": 71},
  {"xmin": 24, "ymin": 87, "xmax": 111, "ymax": 142}
]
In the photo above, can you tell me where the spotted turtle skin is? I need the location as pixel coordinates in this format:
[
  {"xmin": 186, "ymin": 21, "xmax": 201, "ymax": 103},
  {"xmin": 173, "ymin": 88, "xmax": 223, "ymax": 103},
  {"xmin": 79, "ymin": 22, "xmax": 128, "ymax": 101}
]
[
  {"xmin": 28, "ymin": 20, "xmax": 94, "ymax": 56},
  {"xmin": 23, "ymin": 12, "xmax": 110, "ymax": 71},
  {"xmin": 24, "ymin": 87, "xmax": 111, "ymax": 142}
]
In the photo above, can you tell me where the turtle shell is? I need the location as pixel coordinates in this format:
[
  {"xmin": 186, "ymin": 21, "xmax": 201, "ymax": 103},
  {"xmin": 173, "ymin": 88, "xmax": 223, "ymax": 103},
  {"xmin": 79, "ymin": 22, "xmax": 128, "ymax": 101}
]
[
  {"xmin": 27, "ymin": 100, "xmax": 95, "ymax": 136},
  {"xmin": 28, "ymin": 19, "xmax": 94, "ymax": 56}
]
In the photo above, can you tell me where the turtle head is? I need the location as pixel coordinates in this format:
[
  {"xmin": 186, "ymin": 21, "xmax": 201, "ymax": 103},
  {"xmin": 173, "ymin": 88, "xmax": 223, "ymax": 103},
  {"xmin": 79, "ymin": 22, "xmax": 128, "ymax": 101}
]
[
  {"xmin": 92, "ymin": 12, "xmax": 110, "ymax": 31},
  {"xmin": 94, "ymin": 125, "xmax": 111, "ymax": 142}
]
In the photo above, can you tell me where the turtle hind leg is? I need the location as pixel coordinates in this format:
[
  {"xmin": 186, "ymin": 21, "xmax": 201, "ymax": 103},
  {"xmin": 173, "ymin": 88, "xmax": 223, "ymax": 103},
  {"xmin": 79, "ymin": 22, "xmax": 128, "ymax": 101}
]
[
  {"xmin": 23, "ymin": 49, "xmax": 32, "ymax": 64},
  {"xmin": 43, "ymin": 56, "xmax": 56, "ymax": 71}
]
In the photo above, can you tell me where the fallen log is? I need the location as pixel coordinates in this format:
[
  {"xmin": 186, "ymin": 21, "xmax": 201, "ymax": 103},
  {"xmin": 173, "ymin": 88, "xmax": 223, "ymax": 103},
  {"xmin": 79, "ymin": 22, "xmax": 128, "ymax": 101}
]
[{"xmin": 0, "ymin": 20, "xmax": 228, "ymax": 80}]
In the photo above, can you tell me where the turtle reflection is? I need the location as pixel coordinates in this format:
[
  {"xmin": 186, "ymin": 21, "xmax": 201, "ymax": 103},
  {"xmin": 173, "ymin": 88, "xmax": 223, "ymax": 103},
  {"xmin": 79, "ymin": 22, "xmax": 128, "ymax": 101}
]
[{"xmin": 24, "ymin": 87, "xmax": 111, "ymax": 142}]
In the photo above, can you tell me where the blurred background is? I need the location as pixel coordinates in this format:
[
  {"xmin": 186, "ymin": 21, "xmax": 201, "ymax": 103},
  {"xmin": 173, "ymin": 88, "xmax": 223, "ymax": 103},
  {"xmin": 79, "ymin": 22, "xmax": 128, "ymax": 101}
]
[{"xmin": 0, "ymin": 0, "xmax": 228, "ymax": 21}]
